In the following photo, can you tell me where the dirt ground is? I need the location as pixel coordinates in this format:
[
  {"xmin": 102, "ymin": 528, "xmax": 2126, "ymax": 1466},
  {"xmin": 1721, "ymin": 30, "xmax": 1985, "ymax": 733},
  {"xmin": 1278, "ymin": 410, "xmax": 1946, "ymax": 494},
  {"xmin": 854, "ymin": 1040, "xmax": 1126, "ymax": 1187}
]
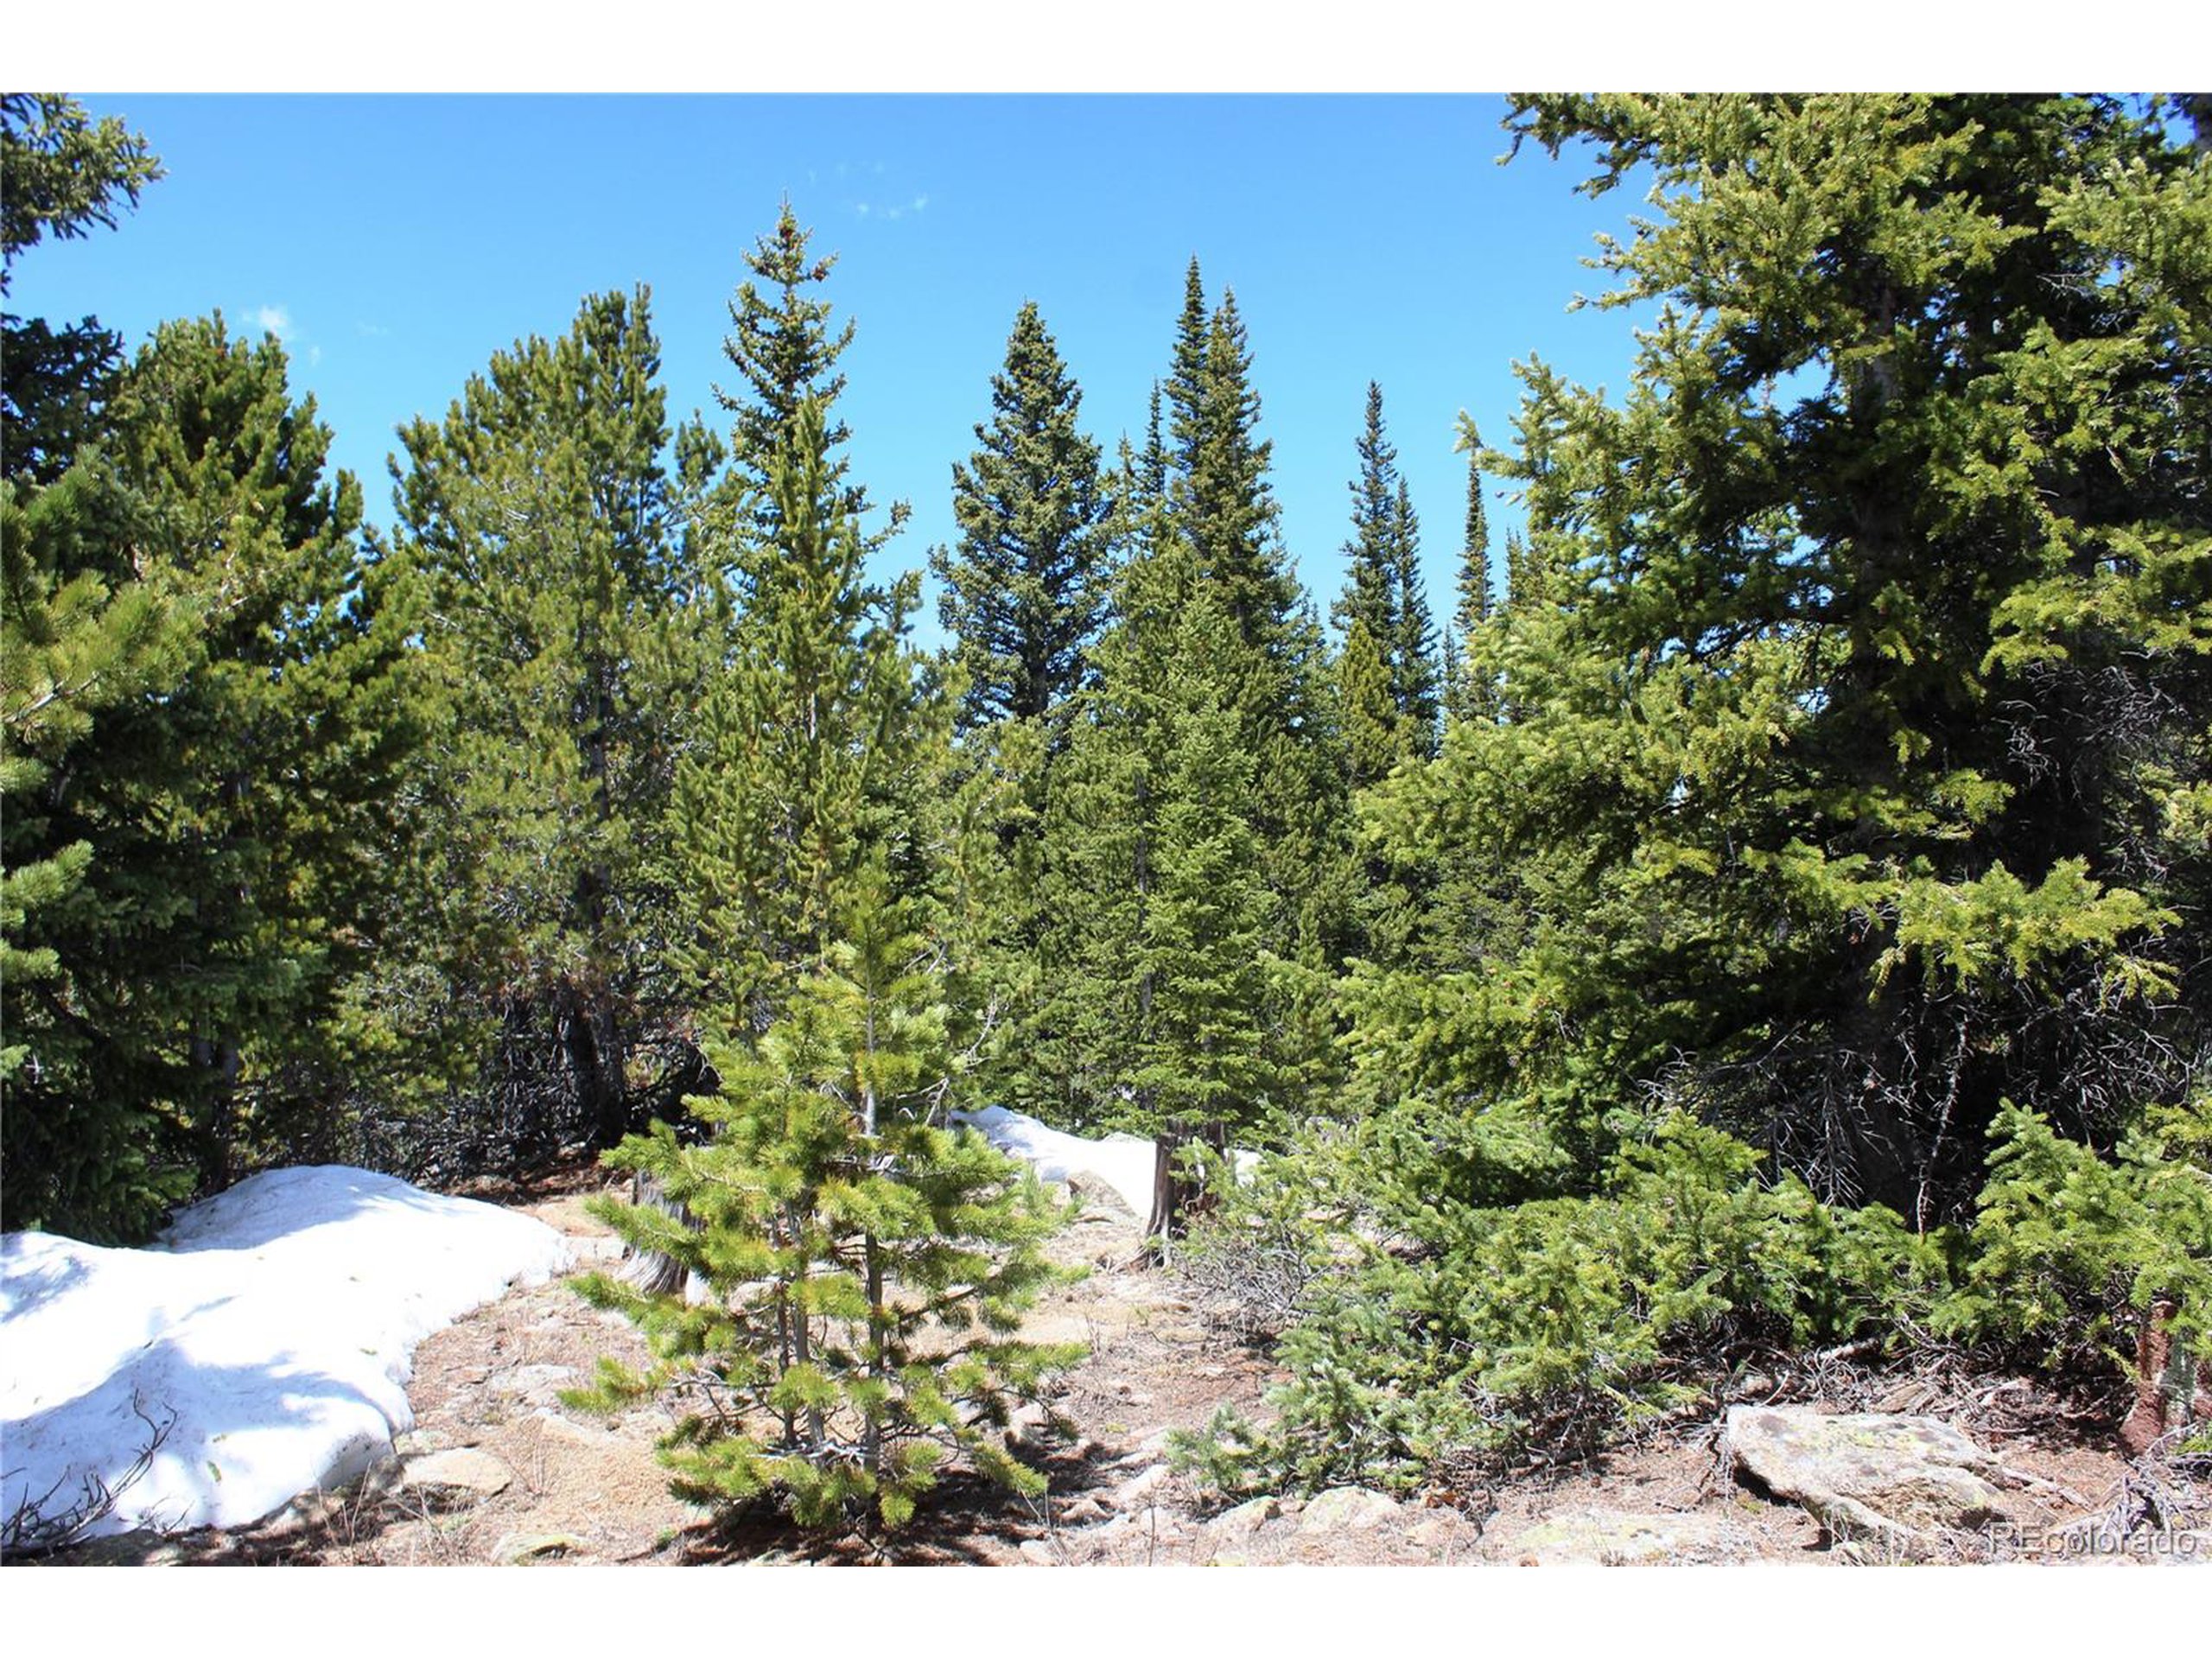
[{"xmin": 40, "ymin": 1154, "xmax": 2183, "ymax": 1567}]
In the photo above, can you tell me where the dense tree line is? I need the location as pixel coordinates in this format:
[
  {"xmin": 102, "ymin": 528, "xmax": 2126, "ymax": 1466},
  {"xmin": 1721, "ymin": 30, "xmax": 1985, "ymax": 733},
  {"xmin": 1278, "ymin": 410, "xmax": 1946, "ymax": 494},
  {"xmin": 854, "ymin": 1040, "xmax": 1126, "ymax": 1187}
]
[{"xmin": 5, "ymin": 93, "xmax": 2209, "ymax": 1521}]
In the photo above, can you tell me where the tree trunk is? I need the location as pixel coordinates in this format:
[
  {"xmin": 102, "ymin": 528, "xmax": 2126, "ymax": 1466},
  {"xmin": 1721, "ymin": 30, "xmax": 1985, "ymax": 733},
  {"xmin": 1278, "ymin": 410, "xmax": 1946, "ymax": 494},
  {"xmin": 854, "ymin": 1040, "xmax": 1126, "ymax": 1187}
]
[
  {"xmin": 1145, "ymin": 1120, "xmax": 1229, "ymax": 1255},
  {"xmin": 190, "ymin": 1036, "xmax": 244, "ymax": 1195},
  {"xmin": 563, "ymin": 996, "xmax": 631, "ymax": 1149}
]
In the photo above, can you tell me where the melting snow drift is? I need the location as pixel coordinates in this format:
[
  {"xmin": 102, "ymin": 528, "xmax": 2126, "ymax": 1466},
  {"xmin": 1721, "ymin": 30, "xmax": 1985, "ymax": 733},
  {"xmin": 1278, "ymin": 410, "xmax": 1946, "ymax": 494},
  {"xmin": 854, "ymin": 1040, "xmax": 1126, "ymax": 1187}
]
[{"xmin": 1, "ymin": 1166, "xmax": 569, "ymax": 1540}]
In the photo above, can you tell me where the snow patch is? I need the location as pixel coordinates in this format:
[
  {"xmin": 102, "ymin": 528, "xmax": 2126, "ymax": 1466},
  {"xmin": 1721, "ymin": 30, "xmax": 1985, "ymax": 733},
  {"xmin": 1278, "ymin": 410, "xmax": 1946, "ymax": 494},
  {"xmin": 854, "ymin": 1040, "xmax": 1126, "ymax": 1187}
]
[
  {"xmin": 951, "ymin": 1105, "xmax": 1160, "ymax": 1217},
  {"xmin": 1, "ymin": 1166, "xmax": 569, "ymax": 1540}
]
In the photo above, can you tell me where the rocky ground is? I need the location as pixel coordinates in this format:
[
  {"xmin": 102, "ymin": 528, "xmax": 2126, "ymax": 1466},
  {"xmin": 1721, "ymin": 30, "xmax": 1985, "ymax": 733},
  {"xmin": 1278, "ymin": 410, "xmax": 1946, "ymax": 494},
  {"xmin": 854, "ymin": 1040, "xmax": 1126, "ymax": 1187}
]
[{"xmin": 44, "ymin": 1154, "xmax": 2209, "ymax": 1567}]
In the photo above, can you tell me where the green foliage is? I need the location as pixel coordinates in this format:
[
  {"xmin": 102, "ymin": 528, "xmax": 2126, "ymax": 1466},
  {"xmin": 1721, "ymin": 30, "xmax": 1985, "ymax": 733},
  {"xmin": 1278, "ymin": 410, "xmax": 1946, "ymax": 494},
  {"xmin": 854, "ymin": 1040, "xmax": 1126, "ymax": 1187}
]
[
  {"xmin": 387, "ymin": 287, "xmax": 705, "ymax": 1154},
  {"xmin": 931, "ymin": 300, "xmax": 1116, "ymax": 734},
  {"xmin": 3, "ymin": 297, "xmax": 420, "ymax": 1236},
  {"xmin": 0, "ymin": 94, "xmax": 162, "ymax": 283},
  {"xmin": 1938, "ymin": 1099, "xmax": 2212, "ymax": 1358},
  {"xmin": 1181, "ymin": 1112, "xmax": 1942, "ymax": 1495},
  {"xmin": 1352, "ymin": 94, "xmax": 2212, "ymax": 1224},
  {"xmin": 665, "ymin": 397, "xmax": 938, "ymax": 1033},
  {"xmin": 569, "ymin": 875, "xmax": 1079, "ymax": 1531}
]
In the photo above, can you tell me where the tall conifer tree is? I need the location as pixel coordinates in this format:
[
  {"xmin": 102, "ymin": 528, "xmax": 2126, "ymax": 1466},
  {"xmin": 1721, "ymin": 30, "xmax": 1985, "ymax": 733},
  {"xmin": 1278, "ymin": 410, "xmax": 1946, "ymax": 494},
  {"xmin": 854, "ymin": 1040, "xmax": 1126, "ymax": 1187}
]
[
  {"xmin": 389, "ymin": 289, "xmax": 696, "ymax": 1152},
  {"xmin": 931, "ymin": 302, "xmax": 1115, "ymax": 736}
]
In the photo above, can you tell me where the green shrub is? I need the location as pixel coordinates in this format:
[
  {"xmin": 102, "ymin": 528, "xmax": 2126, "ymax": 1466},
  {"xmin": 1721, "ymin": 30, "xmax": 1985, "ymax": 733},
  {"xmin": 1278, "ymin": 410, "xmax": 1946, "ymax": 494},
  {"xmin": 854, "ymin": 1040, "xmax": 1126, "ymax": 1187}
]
[
  {"xmin": 1178, "ymin": 1109, "xmax": 1942, "ymax": 1494},
  {"xmin": 1936, "ymin": 1098, "xmax": 2212, "ymax": 1360}
]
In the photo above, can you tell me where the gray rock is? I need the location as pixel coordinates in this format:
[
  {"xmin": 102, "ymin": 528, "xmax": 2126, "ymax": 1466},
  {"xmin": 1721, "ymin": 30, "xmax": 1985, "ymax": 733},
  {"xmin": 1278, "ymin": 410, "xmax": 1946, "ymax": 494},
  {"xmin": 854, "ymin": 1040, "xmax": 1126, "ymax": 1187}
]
[
  {"xmin": 1113, "ymin": 1463, "xmax": 1170, "ymax": 1508},
  {"xmin": 1726, "ymin": 1405, "xmax": 2007, "ymax": 1557},
  {"xmin": 1296, "ymin": 1486, "xmax": 1402, "ymax": 1533},
  {"xmin": 1503, "ymin": 1507, "xmax": 1750, "ymax": 1565},
  {"xmin": 493, "ymin": 1362, "xmax": 578, "ymax": 1397},
  {"xmin": 1208, "ymin": 1496, "xmax": 1282, "ymax": 1540},
  {"xmin": 400, "ymin": 1446, "xmax": 514, "ymax": 1501}
]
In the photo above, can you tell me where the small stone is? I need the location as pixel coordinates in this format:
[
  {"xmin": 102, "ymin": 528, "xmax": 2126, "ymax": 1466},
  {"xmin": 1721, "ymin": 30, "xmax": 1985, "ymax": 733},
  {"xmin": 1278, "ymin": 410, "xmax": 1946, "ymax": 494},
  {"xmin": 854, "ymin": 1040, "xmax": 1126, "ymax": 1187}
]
[
  {"xmin": 494, "ymin": 1531, "xmax": 586, "ymax": 1563},
  {"xmin": 1208, "ymin": 1497, "xmax": 1282, "ymax": 1540},
  {"xmin": 1018, "ymin": 1538, "xmax": 1060, "ymax": 1566},
  {"xmin": 1297, "ymin": 1486, "xmax": 1402, "ymax": 1532},
  {"xmin": 391, "ymin": 1428, "xmax": 451, "ymax": 1457},
  {"xmin": 401, "ymin": 1446, "xmax": 514, "ymax": 1501},
  {"xmin": 1114, "ymin": 1464, "xmax": 1170, "ymax": 1508}
]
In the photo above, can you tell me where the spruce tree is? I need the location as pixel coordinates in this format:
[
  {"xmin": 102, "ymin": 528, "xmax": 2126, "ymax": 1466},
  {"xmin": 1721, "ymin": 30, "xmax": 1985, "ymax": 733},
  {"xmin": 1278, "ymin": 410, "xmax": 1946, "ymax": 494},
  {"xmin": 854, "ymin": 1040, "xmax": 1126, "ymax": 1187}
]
[
  {"xmin": 1446, "ymin": 429, "xmax": 1496, "ymax": 724},
  {"xmin": 1333, "ymin": 383, "xmax": 1400, "ymax": 652},
  {"xmin": 714, "ymin": 198, "xmax": 900, "ymax": 543},
  {"xmin": 1388, "ymin": 477, "xmax": 1440, "ymax": 757},
  {"xmin": 1357, "ymin": 94, "xmax": 2212, "ymax": 1218},
  {"xmin": 1335, "ymin": 383, "xmax": 1438, "ymax": 767},
  {"xmin": 930, "ymin": 301, "xmax": 1115, "ymax": 735}
]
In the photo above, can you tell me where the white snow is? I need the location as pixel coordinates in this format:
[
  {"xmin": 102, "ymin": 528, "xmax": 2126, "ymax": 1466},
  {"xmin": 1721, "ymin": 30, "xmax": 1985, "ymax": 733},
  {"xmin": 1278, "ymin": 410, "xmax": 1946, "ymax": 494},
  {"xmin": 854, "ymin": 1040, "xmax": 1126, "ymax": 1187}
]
[
  {"xmin": 952, "ymin": 1105, "xmax": 1162, "ymax": 1217},
  {"xmin": 1, "ymin": 1166, "xmax": 569, "ymax": 1541},
  {"xmin": 952, "ymin": 1104, "xmax": 1258, "ymax": 1216}
]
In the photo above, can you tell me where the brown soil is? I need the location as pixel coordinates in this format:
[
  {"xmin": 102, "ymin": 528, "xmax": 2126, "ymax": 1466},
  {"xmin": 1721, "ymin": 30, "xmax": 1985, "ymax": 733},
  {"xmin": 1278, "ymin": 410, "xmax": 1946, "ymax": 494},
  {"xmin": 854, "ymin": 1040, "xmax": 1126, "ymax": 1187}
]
[{"xmin": 41, "ymin": 1154, "xmax": 2170, "ymax": 1567}]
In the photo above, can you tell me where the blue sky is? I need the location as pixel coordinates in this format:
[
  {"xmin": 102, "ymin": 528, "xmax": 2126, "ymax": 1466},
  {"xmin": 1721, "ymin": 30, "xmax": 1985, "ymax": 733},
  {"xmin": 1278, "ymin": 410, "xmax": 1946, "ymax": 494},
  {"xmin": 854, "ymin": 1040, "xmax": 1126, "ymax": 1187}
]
[{"xmin": 10, "ymin": 94, "xmax": 1665, "ymax": 645}]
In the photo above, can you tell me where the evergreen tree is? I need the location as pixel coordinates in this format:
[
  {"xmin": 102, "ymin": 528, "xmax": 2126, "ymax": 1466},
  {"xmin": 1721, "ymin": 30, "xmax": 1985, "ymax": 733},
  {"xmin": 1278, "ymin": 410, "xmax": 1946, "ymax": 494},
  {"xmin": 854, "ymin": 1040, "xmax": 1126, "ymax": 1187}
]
[
  {"xmin": 581, "ymin": 399, "xmax": 1076, "ymax": 1531},
  {"xmin": 1333, "ymin": 383, "xmax": 1400, "ymax": 652},
  {"xmin": 1357, "ymin": 94, "xmax": 2212, "ymax": 1219},
  {"xmin": 1, "ymin": 95, "xmax": 162, "ymax": 490},
  {"xmin": 1334, "ymin": 383, "xmax": 1438, "ymax": 766},
  {"xmin": 1338, "ymin": 615, "xmax": 1402, "ymax": 790},
  {"xmin": 1388, "ymin": 476, "xmax": 1440, "ymax": 757},
  {"xmin": 930, "ymin": 301, "xmax": 1115, "ymax": 735},
  {"xmin": 714, "ymin": 198, "xmax": 899, "ymax": 543},
  {"xmin": 5, "ymin": 312, "xmax": 418, "ymax": 1233},
  {"xmin": 1446, "ymin": 427, "xmax": 1496, "ymax": 724},
  {"xmin": 572, "ymin": 865, "xmax": 1077, "ymax": 1531},
  {"xmin": 389, "ymin": 288, "xmax": 700, "ymax": 1153},
  {"xmin": 665, "ymin": 397, "xmax": 932, "ymax": 1037}
]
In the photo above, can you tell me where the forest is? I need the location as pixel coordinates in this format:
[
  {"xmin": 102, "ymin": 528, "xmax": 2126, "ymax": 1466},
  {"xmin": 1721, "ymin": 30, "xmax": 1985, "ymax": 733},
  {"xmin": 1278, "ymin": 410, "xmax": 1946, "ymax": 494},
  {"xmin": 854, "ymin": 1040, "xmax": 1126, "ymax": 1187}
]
[{"xmin": 4, "ymin": 92, "xmax": 2210, "ymax": 1533}]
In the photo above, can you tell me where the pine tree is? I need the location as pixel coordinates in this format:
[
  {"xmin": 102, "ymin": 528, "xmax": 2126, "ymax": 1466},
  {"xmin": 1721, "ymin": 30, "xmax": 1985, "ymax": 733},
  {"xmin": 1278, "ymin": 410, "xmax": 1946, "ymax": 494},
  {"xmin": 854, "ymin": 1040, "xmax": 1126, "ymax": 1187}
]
[
  {"xmin": 665, "ymin": 397, "xmax": 931, "ymax": 1036},
  {"xmin": 581, "ymin": 399, "xmax": 1076, "ymax": 1531},
  {"xmin": 4, "ymin": 310, "xmax": 419, "ymax": 1233},
  {"xmin": 1338, "ymin": 615, "xmax": 1402, "ymax": 790},
  {"xmin": 389, "ymin": 288, "xmax": 699, "ymax": 1153},
  {"xmin": 930, "ymin": 301, "xmax": 1115, "ymax": 735},
  {"xmin": 572, "ymin": 865, "xmax": 1077, "ymax": 1531}
]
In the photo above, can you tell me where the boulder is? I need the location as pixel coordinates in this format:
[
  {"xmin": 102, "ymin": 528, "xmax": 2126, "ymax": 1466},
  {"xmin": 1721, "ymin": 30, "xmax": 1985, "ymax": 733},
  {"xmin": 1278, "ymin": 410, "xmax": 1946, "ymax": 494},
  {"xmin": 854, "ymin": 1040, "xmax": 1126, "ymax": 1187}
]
[{"xmin": 1726, "ymin": 1406, "xmax": 2007, "ymax": 1556}]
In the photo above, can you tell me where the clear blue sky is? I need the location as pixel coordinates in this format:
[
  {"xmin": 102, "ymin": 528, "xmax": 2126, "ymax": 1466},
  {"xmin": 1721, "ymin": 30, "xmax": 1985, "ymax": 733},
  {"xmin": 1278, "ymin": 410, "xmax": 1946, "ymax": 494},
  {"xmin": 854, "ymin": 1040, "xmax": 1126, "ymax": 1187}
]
[{"xmin": 10, "ymin": 94, "xmax": 1660, "ymax": 645}]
